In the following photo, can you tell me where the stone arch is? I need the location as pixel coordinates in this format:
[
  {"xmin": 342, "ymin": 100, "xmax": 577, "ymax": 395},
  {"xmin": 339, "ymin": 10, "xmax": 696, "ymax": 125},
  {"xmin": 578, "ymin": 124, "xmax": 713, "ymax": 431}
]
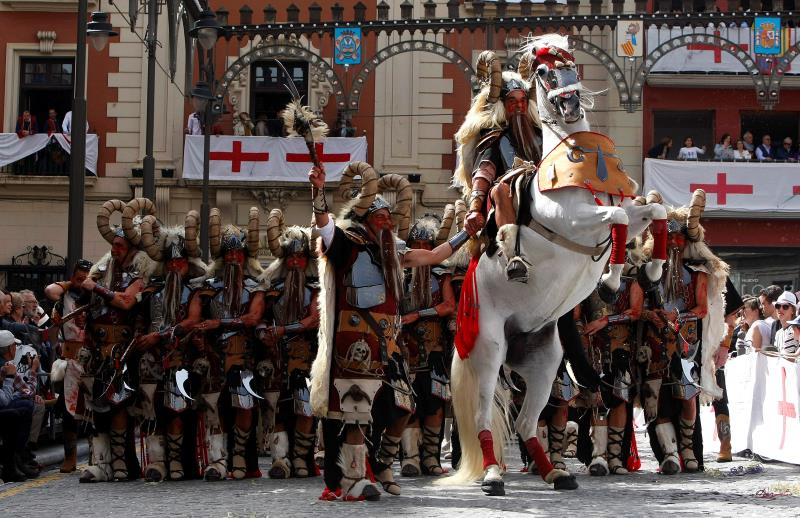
[
  {"xmin": 631, "ymin": 34, "xmax": 766, "ymax": 107},
  {"xmin": 347, "ymin": 40, "xmax": 475, "ymax": 111},
  {"xmin": 766, "ymin": 44, "xmax": 800, "ymax": 106},
  {"xmin": 217, "ymin": 42, "xmax": 347, "ymax": 110},
  {"xmin": 509, "ymin": 36, "xmax": 633, "ymax": 109}
]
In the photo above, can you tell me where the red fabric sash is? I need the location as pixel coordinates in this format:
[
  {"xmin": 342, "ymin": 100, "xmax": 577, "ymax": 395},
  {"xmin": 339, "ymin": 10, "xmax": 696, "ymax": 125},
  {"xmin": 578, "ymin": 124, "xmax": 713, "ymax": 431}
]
[
  {"xmin": 627, "ymin": 426, "xmax": 642, "ymax": 471},
  {"xmin": 455, "ymin": 256, "xmax": 481, "ymax": 359}
]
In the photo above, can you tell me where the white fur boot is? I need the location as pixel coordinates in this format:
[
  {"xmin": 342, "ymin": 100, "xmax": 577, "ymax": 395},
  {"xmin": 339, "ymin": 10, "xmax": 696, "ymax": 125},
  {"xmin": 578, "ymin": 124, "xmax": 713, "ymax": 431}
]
[
  {"xmin": 588, "ymin": 425, "xmax": 609, "ymax": 476},
  {"xmin": 204, "ymin": 433, "xmax": 227, "ymax": 481},
  {"xmin": 143, "ymin": 434, "xmax": 167, "ymax": 482},
  {"xmin": 79, "ymin": 433, "xmax": 112, "ymax": 483},
  {"xmin": 339, "ymin": 443, "xmax": 380, "ymax": 502},
  {"xmin": 400, "ymin": 427, "xmax": 421, "ymax": 477},
  {"xmin": 655, "ymin": 423, "xmax": 680, "ymax": 475},
  {"xmin": 268, "ymin": 430, "xmax": 291, "ymax": 479}
]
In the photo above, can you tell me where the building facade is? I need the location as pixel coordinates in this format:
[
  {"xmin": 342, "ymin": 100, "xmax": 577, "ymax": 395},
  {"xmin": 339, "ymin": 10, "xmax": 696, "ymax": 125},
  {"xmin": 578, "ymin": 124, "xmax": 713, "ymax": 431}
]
[{"xmin": 1, "ymin": 0, "xmax": 799, "ymax": 297}]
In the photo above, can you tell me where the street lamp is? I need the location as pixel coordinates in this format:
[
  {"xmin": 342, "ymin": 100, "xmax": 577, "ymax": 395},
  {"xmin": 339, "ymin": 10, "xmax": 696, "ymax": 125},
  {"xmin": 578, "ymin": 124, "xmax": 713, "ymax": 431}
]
[
  {"xmin": 66, "ymin": 5, "xmax": 116, "ymax": 275},
  {"xmin": 189, "ymin": 10, "xmax": 222, "ymax": 262}
]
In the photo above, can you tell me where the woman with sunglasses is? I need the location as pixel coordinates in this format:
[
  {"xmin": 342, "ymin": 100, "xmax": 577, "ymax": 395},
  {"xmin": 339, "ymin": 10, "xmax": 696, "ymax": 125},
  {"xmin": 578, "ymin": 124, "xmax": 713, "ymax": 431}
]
[
  {"xmin": 741, "ymin": 297, "xmax": 769, "ymax": 353},
  {"xmin": 771, "ymin": 291, "xmax": 799, "ymax": 354}
]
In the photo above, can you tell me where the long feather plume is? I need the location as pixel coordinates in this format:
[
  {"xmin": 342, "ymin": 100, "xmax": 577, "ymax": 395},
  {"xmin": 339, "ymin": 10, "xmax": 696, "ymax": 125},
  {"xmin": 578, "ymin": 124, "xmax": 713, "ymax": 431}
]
[{"xmin": 276, "ymin": 59, "xmax": 329, "ymax": 169}]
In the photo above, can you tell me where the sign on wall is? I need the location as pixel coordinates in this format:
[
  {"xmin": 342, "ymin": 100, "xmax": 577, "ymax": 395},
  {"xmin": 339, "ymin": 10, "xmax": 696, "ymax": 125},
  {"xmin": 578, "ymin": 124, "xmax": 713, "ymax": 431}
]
[
  {"xmin": 617, "ymin": 20, "xmax": 644, "ymax": 57},
  {"xmin": 754, "ymin": 16, "xmax": 782, "ymax": 55},
  {"xmin": 334, "ymin": 28, "xmax": 362, "ymax": 65}
]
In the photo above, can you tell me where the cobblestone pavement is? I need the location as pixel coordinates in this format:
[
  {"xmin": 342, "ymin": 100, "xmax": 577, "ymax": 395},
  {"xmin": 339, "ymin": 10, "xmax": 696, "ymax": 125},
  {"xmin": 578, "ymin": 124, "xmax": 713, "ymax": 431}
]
[{"xmin": 1, "ymin": 431, "xmax": 799, "ymax": 518}]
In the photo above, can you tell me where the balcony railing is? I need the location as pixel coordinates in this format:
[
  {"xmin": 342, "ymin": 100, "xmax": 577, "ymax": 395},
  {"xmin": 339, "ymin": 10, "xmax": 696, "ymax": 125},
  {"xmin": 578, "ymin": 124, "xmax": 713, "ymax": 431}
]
[{"xmin": 0, "ymin": 133, "xmax": 98, "ymax": 176}]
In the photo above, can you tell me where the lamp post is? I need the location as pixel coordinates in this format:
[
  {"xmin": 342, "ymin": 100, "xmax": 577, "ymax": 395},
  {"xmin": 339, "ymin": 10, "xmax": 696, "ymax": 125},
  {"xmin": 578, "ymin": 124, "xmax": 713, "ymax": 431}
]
[
  {"xmin": 189, "ymin": 9, "xmax": 222, "ymax": 262},
  {"xmin": 66, "ymin": 6, "xmax": 116, "ymax": 274}
]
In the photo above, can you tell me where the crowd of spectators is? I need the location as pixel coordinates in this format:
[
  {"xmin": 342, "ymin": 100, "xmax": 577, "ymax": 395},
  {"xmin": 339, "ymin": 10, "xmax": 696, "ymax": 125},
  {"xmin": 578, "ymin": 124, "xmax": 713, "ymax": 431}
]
[
  {"xmin": 649, "ymin": 130, "xmax": 800, "ymax": 162},
  {"xmin": 733, "ymin": 284, "xmax": 800, "ymax": 356},
  {"xmin": 0, "ymin": 288, "xmax": 54, "ymax": 483}
]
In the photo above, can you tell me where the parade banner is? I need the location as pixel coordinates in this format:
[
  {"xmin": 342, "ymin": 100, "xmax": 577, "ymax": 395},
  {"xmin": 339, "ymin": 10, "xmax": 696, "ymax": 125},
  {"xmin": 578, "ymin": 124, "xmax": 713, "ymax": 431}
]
[
  {"xmin": 182, "ymin": 135, "xmax": 367, "ymax": 182},
  {"xmin": 643, "ymin": 159, "xmax": 800, "ymax": 213},
  {"xmin": 0, "ymin": 133, "xmax": 99, "ymax": 174},
  {"xmin": 617, "ymin": 20, "xmax": 643, "ymax": 57},
  {"xmin": 648, "ymin": 25, "xmax": 799, "ymax": 75},
  {"xmin": 726, "ymin": 354, "xmax": 800, "ymax": 465}
]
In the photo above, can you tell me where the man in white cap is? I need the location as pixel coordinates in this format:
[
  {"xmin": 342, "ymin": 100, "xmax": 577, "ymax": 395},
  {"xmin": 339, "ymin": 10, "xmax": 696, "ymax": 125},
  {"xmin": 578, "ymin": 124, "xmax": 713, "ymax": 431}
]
[{"xmin": 771, "ymin": 291, "xmax": 798, "ymax": 354}]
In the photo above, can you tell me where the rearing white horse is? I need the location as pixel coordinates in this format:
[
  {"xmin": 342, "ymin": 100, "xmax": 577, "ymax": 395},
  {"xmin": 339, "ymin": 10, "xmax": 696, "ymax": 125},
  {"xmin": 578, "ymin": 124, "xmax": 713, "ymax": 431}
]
[{"xmin": 439, "ymin": 34, "xmax": 668, "ymax": 496}]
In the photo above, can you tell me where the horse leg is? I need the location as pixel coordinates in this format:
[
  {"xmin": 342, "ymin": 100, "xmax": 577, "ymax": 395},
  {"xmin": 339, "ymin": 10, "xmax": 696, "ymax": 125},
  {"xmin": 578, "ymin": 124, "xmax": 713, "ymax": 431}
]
[
  {"xmin": 472, "ymin": 335, "xmax": 508, "ymax": 496},
  {"xmin": 512, "ymin": 326, "xmax": 578, "ymax": 490},
  {"xmin": 623, "ymin": 200, "xmax": 668, "ymax": 283}
]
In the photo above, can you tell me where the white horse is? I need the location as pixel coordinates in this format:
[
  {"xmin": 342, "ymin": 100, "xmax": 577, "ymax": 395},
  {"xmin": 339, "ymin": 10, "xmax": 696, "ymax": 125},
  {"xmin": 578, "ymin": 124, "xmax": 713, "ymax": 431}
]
[{"xmin": 441, "ymin": 34, "xmax": 668, "ymax": 496}]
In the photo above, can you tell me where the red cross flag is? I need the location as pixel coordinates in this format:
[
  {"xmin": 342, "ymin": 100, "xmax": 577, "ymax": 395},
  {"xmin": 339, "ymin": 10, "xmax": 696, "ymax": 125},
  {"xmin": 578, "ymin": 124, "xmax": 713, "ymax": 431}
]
[
  {"xmin": 644, "ymin": 159, "xmax": 800, "ymax": 213},
  {"xmin": 183, "ymin": 136, "xmax": 367, "ymax": 181}
]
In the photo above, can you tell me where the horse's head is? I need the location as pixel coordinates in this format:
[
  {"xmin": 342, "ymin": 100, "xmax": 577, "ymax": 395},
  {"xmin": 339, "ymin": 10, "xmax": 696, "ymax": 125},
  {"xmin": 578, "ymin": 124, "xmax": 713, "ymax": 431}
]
[{"xmin": 522, "ymin": 35, "xmax": 584, "ymax": 124}]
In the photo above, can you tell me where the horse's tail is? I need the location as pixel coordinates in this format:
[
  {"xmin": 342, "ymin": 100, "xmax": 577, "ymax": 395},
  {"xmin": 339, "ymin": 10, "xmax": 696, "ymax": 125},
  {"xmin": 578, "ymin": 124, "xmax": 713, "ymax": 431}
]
[{"xmin": 436, "ymin": 354, "xmax": 511, "ymax": 486}]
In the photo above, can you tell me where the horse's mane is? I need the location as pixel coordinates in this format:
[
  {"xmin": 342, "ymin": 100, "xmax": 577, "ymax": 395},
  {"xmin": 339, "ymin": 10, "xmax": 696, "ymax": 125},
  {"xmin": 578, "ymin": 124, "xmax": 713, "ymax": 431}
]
[
  {"xmin": 453, "ymin": 71, "xmax": 539, "ymax": 195},
  {"xmin": 519, "ymin": 33, "xmax": 571, "ymax": 57}
]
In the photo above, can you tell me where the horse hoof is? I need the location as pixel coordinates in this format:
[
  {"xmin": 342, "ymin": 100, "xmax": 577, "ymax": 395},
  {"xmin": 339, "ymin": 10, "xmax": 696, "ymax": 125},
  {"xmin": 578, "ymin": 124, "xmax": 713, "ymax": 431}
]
[
  {"xmin": 597, "ymin": 283, "xmax": 618, "ymax": 304},
  {"xmin": 481, "ymin": 479, "xmax": 505, "ymax": 496},
  {"xmin": 553, "ymin": 474, "xmax": 579, "ymax": 490}
]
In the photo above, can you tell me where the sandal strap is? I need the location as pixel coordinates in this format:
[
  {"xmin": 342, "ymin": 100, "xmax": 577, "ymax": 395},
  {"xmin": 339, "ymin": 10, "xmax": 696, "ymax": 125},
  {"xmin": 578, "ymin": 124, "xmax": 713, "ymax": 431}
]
[{"xmin": 606, "ymin": 428, "xmax": 625, "ymax": 465}]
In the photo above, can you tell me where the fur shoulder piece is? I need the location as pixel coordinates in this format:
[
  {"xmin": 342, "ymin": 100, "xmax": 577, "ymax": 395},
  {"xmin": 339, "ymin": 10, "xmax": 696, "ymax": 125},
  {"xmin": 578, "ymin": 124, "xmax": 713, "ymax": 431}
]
[{"xmin": 89, "ymin": 252, "xmax": 112, "ymax": 279}]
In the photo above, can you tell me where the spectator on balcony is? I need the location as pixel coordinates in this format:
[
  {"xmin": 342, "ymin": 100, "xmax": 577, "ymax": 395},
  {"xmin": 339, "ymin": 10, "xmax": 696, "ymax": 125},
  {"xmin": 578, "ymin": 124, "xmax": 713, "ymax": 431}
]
[
  {"xmin": 186, "ymin": 111, "xmax": 203, "ymax": 136},
  {"xmin": 774, "ymin": 137, "xmax": 797, "ymax": 162},
  {"xmin": 61, "ymin": 110, "xmax": 88, "ymax": 134},
  {"xmin": 755, "ymin": 134, "xmax": 774, "ymax": 161},
  {"xmin": 648, "ymin": 137, "xmax": 672, "ymax": 159},
  {"xmin": 742, "ymin": 131, "xmax": 755, "ymax": 153},
  {"xmin": 733, "ymin": 139, "xmax": 752, "ymax": 160},
  {"xmin": 677, "ymin": 136, "xmax": 706, "ymax": 160},
  {"xmin": 15, "ymin": 111, "xmax": 36, "ymax": 138},
  {"xmin": 42, "ymin": 109, "xmax": 59, "ymax": 134},
  {"xmin": 771, "ymin": 291, "xmax": 798, "ymax": 354},
  {"xmin": 714, "ymin": 133, "xmax": 735, "ymax": 160}
]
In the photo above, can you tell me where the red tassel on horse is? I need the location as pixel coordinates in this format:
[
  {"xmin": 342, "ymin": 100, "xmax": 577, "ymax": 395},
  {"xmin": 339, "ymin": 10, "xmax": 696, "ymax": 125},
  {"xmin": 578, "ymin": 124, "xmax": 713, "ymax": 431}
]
[{"xmin": 455, "ymin": 256, "xmax": 481, "ymax": 359}]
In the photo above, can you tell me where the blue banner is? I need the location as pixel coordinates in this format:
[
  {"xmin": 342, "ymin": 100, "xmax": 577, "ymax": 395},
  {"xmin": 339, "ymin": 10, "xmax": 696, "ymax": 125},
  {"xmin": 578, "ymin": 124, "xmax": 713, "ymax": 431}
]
[
  {"xmin": 334, "ymin": 28, "xmax": 362, "ymax": 65},
  {"xmin": 754, "ymin": 16, "xmax": 782, "ymax": 55}
]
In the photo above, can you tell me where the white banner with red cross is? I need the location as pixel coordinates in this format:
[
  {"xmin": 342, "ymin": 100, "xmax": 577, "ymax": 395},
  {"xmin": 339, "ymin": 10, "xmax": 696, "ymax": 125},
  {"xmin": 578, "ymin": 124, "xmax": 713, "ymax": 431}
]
[
  {"xmin": 643, "ymin": 159, "xmax": 800, "ymax": 213},
  {"xmin": 182, "ymin": 135, "xmax": 367, "ymax": 182},
  {"xmin": 724, "ymin": 353, "xmax": 800, "ymax": 465}
]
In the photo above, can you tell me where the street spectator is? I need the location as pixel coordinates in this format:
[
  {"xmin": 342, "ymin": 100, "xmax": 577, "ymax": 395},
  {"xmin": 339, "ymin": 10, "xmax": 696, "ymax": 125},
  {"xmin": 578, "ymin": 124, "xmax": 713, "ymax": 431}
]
[
  {"xmin": 0, "ymin": 291, "xmax": 39, "ymax": 342},
  {"xmin": 742, "ymin": 131, "xmax": 755, "ymax": 153},
  {"xmin": 755, "ymin": 134, "xmax": 774, "ymax": 161},
  {"xmin": 787, "ymin": 314, "xmax": 800, "ymax": 360},
  {"xmin": 42, "ymin": 108, "xmax": 59, "ymax": 134},
  {"xmin": 770, "ymin": 291, "xmax": 798, "ymax": 354},
  {"xmin": 733, "ymin": 139, "xmax": 751, "ymax": 160},
  {"xmin": 677, "ymin": 136, "xmax": 706, "ymax": 160},
  {"xmin": 759, "ymin": 284, "xmax": 782, "ymax": 323},
  {"xmin": 186, "ymin": 111, "xmax": 203, "ymax": 135},
  {"xmin": 648, "ymin": 137, "xmax": 672, "ymax": 159},
  {"xmin": 774, "ymin": 137, "xmax": 797, "ymax": 162},
  {"xmin": 742, "ymin": 296, "xmax": 769, "ymax": 352},
  {"xmin": 0, "ymin": 330, "xmax": 40, "ymax": 481},
  {"xmin": 714, "ymin": 133, "xmax": 735, "ymax": 160},
  {"xmin": 8, "ymin": 293, "xmax": 24, "ymax": 324},
  {"xmin": 15, "ymin": 110, "xmax": 36, "ymax": 138}
]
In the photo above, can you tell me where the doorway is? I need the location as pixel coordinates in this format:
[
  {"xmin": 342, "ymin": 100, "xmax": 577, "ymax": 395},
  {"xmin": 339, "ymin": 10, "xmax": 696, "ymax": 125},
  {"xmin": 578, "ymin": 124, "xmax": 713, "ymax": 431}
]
[
  {"xmin": 18, "ymin": 57, "xmax": 75, "ymax": 132},
  {"xmin": 249, "ymin": 61, "xmax": 309, "ymax": 136}
]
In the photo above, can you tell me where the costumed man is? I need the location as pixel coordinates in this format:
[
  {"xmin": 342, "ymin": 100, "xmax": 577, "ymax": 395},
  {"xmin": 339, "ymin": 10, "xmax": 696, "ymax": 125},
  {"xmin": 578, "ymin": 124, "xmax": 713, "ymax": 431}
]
[
  {"xmin": 453, "ymin": 50, "xmax": 542, "ymax": 282},
  {"xmin": 399, "ymin": 209, "xmax": 457, "ymax": 477},
  {"xmin": 713, "ymin": 279, "xmax": 743, "ymax": 463},
  {"xmin": 132, "ymin": 210, "xmax": 207, "ymax": 482},
  {"xmin": 79, "ymin": 198, "xmax": 158, "ymax": 482},
  {"xmin": 46, "ymin": 258, "xmax": 93, "ymax": 473},
  {"xmin": 576, "ymin": 254, "xmax": 644, "ymax": 476},
  {"xmin": 188, "ymin": 207, "xmax": 265, "ymax": 481},
  {"xmin": 639, "ymin": 190, "xmax": 728, "ymax": 475},
  {"xmin": 258, "ymin": 209, "xmax": 320, "ymax": 479},
  {"xmin": 308, "ymin": 162, "xmax": 467, "ymax": 501}
]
